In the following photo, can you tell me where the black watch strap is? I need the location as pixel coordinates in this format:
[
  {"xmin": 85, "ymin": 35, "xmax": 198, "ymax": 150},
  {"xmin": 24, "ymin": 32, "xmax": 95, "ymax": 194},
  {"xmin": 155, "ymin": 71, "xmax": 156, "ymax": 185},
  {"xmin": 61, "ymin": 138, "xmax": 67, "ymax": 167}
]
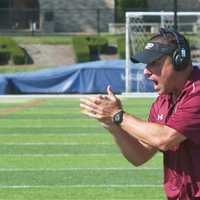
[{"xmin": 112, "ymin": 110, "xmax": 124, "ymax": 125}]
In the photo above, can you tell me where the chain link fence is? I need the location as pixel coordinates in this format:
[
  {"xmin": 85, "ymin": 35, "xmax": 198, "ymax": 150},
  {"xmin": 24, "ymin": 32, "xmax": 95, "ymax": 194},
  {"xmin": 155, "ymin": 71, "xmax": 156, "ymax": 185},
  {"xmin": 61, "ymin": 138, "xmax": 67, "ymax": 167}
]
[{"xmin": 0, "ymin": 8, "xmax": 116, "ymax": 34}]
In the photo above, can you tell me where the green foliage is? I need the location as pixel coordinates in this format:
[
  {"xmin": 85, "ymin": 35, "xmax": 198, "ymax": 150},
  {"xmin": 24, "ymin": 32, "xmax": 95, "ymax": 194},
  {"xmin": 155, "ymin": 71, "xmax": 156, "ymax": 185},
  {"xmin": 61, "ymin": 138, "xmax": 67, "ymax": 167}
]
[
  {"xmin": 13, "ymin": 36, "xmax": 72, "ymax": 45},
  {"xmin": 0, "ymin": 36, "xmax": 17, "ymax": 48},
  {"xmin": 0, "ymin": 50, "xmax": 11, "ymax": 65},
  {"xmin": 73, "ymin": 36, "xmax": 109, "ymax": 63},
  {"xmin": 0, "ymin": 36, "xmax": 27, "ymax": 65},
  {"xmin": 12, "ymin": 48, "xmax": 27, "ymax": 65},
  {"xmin": 118, "ymin": 0, "xmax": 148, "ymax": 8},
  {"xmin": 115, "ymin": 0, "xmax": 148, "ymax": 22},
  {"xmin": 72, "ymin": 36, "xmax": 90, "ymax": 63},
  {"xmin": 0, "ymin": 65, "xmax": 54, "ymax": 73},
  {"xmin": 85, "ymin": 36, "xmax": 108, "ymax": 53},
  {"xmin": 117, "ymin": 36, "xmax": 125, "ymax": 59},
  {"xmin": 185, "ymin": 34, "xmax": 200, "ymax": 48}
]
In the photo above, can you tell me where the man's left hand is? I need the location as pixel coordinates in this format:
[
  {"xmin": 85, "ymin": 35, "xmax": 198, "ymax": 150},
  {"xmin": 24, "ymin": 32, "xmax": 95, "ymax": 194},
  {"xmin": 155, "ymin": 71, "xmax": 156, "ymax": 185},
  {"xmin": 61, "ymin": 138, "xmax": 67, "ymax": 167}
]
[{"xmin": 80, "ymin": 85, "xmax": 122, "ymax": 124}]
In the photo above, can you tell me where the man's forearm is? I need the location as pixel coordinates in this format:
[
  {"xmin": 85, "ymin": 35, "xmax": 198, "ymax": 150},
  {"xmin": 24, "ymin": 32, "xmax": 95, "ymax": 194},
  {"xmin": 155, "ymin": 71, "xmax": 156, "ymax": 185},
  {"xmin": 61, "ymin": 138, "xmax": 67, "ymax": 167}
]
[
  {"xmin": 120, "ymin": 112, "xmax": 175, "ymax": 150},
  {"xmin": 103, "ymin": 123, "xmax": 157, "ymax": 166}
]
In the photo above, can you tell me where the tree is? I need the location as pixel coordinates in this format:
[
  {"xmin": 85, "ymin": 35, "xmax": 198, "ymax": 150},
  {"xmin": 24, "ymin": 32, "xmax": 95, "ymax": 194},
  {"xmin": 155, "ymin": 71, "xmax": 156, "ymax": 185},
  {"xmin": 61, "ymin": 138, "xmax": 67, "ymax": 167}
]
[{"xmin": 115, "ymin": 0, "xmax": 148, "ymax": 22}]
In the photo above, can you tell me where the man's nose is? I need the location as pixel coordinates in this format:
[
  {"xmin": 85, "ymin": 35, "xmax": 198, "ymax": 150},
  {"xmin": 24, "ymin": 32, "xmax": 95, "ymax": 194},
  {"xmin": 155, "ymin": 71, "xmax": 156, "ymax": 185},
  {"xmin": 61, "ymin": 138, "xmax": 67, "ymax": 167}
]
[{"xmin": 143, "ymin": 67, "xmax": 152, "ymax": 78}]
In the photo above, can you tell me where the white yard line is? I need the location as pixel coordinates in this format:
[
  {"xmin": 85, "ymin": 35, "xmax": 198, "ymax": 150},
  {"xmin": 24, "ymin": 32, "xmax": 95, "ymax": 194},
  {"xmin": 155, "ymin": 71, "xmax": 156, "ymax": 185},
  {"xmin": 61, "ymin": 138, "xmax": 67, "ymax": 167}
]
[
  {"xmin": 0, "ymin": 184, "xmax": 162, "ymax": 189},
  {"xmin": 0, "ymin": 133, "xmax": 103, "ymax": 136},
  {"xmin": 0, "ymin": 94, "xmax": 157, "ymax": 99},
  {"xmin": 0, "ymin": 153, "xmax": 163, "ymax": 157},
  {"xmin": 0, "ymin": 167, "xmax": 162, "ymax": 171},
  {"xmin": 0, "ymin": 125, "xmax": 101, "ymax": 128},
  {"xmin": 0, "ymin": 142, "xmax": 112, "ymax": 145},
  {"xmin": 0, "ymin": 153, "xmax": 119, "ymax": 157}
]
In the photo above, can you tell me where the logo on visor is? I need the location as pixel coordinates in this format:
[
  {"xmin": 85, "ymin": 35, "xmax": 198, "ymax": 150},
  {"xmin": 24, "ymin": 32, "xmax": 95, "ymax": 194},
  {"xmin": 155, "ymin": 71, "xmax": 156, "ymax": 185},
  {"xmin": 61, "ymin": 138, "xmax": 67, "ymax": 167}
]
[{"xmin": 145, "ymin": 43, "xmax": 154, "ymax": 50}]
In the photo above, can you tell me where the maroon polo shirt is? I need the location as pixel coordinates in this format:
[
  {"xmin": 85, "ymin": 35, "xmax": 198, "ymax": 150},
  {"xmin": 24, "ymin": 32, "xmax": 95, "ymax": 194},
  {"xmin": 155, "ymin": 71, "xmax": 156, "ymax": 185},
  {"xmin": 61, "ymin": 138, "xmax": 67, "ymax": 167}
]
[{"xmin": 148, "ymin": 66, "xmax": 200, "ymax": 199}]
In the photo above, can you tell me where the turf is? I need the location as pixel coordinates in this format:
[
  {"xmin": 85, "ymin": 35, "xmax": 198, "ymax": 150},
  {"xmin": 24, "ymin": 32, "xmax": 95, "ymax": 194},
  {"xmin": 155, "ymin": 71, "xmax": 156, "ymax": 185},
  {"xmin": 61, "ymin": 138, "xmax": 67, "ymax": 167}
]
[{"xmin": 0, "ymin": 97, "xmax": 166, "ymax": 200}]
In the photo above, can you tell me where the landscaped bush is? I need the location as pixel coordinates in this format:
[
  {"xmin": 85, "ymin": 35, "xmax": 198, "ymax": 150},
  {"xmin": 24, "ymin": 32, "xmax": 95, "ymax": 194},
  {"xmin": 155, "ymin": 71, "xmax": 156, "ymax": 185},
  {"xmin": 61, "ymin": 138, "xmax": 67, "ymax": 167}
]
[
  {"xmin": 72, "ymin": 37, "xmax": 90, "ymax": 63},
  {"xmin": 12, "ymin": 48, "xmax": 27, "ymax": 65},
  {"xmin": 0, "ymin": 49, "xmax": 11, "ymax": 65},
  {"xmin": 0, "ymin": 36, "xmax": 27, "ymax": 65},
  {"xmin": 0, "ymin": 36, "xmax": 17, "ymax": 49},
  {"xmin": 73, "ymin": 36, "xmax": 109, "ymax": 62},
  {"xmin": 117, "ymin": 36, "xmax": 125, "ymax": 59},
  {"xmin": 86, "ymin": 36, "xmax": 108, "ymax": 53}
]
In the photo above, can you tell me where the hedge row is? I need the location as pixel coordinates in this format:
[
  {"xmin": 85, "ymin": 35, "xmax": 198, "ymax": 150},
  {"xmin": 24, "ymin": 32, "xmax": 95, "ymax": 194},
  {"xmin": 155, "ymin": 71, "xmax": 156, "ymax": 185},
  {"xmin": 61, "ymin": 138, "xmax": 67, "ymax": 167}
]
[
  {"xmin": 117, "ymin": 36, "xmax": 125, "ymax": 59},
  {"xmin": 0, "ymin": 37, "xmax": 27, "ymax": 65},
  {"xmin": 12, "ymin": 48, "xmax": 27, "ymax": 65},
  {"xmin": 117, "ymin": 34, "xmax": 152, "ymax": 60},
  {"xmin": 73, "ymin": 36, "xmax": 108, "ymax": 63},
  {"xmin": 72, "ymin": 37, "xmax": 90, "ymax": 63}
]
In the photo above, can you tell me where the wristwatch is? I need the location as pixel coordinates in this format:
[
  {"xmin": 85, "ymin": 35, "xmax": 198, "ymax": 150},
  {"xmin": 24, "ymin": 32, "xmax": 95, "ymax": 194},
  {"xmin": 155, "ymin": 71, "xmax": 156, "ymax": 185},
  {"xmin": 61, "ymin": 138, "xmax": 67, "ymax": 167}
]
[{"xmin": 112, "ymin": 110, "xmax": 124, "ymax": 125}]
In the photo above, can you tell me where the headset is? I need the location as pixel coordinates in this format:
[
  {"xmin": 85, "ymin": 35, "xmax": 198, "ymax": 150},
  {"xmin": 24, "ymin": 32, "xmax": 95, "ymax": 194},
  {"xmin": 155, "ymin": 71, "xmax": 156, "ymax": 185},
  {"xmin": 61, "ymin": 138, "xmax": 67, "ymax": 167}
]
[{"xmin": 159, "ymin": 28, "xmax": 191, "ymax": 71}]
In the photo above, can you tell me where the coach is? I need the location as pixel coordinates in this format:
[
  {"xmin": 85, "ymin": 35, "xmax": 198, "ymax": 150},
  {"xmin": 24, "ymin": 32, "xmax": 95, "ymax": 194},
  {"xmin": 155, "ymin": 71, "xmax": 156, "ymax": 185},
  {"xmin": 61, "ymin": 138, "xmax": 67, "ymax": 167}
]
[{"xmin": 80, "ymin": 28, "xmax": 200, "ymax": 199}]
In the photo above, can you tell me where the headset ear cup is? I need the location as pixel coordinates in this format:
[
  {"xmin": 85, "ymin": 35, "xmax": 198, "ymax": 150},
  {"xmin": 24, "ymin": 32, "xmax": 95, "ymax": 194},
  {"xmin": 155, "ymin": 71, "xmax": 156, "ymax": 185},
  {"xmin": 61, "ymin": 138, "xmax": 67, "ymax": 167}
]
[{"xmin": 172, "ymin": 49, "xmax": 184, "ymax": 71}]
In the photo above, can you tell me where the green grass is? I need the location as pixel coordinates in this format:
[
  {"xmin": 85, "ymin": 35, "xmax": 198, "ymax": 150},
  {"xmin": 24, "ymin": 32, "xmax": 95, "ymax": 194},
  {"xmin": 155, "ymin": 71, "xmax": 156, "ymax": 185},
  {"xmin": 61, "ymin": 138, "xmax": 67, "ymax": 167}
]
[
  {"xmin": 12, "ymin": 36, "xmax": 73, "ymax": 45},
  {"xmin": 12, "ymin": 34, "xmax": 118, "ymax": 45},
  {"xmin": 0, "ymin": 65, "xmax": 60, "ymax": 73},
  {"xmin": 0, "ymin": 97, "xmax": 165, "ymax": 200}
]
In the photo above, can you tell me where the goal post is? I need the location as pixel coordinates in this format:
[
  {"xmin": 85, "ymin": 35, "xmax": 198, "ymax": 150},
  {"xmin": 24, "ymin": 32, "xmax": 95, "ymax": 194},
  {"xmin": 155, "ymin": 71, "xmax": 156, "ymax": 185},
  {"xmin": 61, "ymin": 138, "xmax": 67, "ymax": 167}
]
[{"xmin": 125, "ymin": 11, "xmax": 200, "ymax": 94}]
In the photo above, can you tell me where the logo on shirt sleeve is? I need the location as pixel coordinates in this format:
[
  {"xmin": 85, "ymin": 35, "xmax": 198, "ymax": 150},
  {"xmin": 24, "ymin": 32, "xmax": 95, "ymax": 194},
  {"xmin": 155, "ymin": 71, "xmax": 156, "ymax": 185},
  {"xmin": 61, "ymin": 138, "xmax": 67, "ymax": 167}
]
[{"xmin": 157, "ymin": 114, "xmax": 164, "ymax": 121}]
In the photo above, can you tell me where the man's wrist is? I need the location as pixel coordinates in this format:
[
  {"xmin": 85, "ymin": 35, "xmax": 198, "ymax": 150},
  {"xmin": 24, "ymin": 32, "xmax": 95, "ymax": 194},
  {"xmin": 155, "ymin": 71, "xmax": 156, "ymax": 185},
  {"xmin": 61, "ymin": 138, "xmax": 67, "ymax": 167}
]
[
  {"xmin": 101, "ymin": 122, "xmax": 116, "ymax": 129},
  {"xmin": 112, "ymin": 110, "xmax": 124, "ymax": 125}
]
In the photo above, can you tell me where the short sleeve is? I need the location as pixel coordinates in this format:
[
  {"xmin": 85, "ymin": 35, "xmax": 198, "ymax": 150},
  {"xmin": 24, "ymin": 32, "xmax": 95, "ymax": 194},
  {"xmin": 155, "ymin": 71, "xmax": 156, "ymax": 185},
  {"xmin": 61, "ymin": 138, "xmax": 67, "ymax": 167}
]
[
  {"xmin": 148, "ymin": 101, "xmax": 157, "ymax": 123},
  {"xmin": 166, "ymin": 94, "xmax": 200, "ymax": 144}
]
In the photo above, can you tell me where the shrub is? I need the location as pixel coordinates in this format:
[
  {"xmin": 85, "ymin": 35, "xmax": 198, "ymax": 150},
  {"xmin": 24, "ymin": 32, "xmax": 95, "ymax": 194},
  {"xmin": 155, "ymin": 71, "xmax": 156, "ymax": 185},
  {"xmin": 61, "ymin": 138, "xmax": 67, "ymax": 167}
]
[
  {"xmin": 86, "ymin": 36, "xmax": 108, "ymax": 53},
  {"xmin": 73, "ymin": 35, "xmax": 110, "ymax": 62},
  {"xmin": 0, "ymin": 36, "xmax": 17, "ymax": 49},
  {"xmin": 117, "ymin": 36, "xmax": 125, "ymax": 59},
  {"xmin": 12, "ymin": 48, "xmax": 27, "ymax": 65},
  {"xmin": 115, "ymin": 0, "xmax": 148, "ymax": 22},
  {"xmin": 72, "ymin": 37, "xmax": 90, "ymax": 63},
  {"xmin": 0, "ymin": 36, "xmax": 27, "ymax": 65},
  {"xmin": 0, "ymin": 49, "xmax": 11, "ymax": 65}
]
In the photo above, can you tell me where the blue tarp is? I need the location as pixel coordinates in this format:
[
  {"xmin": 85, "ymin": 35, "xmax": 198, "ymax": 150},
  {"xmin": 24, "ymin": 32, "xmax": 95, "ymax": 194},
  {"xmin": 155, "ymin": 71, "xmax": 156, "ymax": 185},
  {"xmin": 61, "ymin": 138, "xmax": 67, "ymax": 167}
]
[{"xmin": 0, "ymin": 60, "xmax": 154, "ymax": 94}]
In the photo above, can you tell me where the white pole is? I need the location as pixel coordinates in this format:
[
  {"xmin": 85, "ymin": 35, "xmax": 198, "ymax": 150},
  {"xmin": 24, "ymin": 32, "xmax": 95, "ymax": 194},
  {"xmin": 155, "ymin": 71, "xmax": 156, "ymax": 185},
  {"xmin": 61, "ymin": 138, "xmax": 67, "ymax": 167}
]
[
  {"xmin": 125, "ymin": 13, "xmax": 131, "ymax": 93},
  {"xmin": 161, "ymin": 11, "xmax": 165, "ymax": 28}
]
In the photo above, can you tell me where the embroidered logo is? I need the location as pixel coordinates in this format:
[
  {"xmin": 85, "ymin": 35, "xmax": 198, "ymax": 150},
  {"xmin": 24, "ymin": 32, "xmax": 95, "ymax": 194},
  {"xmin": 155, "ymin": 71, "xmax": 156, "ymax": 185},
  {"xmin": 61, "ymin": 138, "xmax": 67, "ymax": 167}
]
[
  {"xmin": 157, "ymin": 114, "xmax": 164, "ymax": 121},
  {"xmin": 145, "ymin": 43, "xmax": 154, "ymax": 49}
]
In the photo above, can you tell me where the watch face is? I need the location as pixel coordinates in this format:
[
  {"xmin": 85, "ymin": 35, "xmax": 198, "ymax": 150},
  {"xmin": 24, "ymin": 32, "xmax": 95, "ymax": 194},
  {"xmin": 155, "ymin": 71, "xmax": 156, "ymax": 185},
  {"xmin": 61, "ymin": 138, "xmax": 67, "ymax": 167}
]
[
  {"xmin": 114, "ymin": 113, "xmax": 121, "ymax": 122},
  {"xmin": 113, "ymin": 110, "xmax": 123, "ymax": 124}
]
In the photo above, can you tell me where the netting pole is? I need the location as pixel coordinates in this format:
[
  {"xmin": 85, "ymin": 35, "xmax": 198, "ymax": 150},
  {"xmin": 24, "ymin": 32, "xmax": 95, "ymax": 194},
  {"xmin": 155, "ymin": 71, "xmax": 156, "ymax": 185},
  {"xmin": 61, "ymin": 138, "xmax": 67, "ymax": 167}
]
[
  {"xmin": 125, "ymin": 12, "xmax": 131, "ymax": 93},
  {"xmin": 174, "ymin": 0, "xmax": 178, "ymax": 31}
]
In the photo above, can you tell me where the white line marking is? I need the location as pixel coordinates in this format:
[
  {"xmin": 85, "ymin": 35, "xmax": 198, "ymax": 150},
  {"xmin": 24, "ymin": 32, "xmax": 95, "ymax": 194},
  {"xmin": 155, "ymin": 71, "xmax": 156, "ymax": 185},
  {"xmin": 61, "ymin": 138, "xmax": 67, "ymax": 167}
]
[
  {"xmin": 0, "ymin": 94, "xmax": 156, "ymax": 99},
  {"xmin": 0, "ymin": 142, "xmax": 112, "ymax": 145},
  {"xmin": 0, "ymin": 184, "xmax": 162, "ymax": 189},
  {"xmin": 0, "ymin": 153, "xmax": 119, "ymax": 157},
  {"xmin": 0, "ymin": 167, "xmax": 162, "ymax": 171},
  {"xmin": 0, "ymin": 153, "xmax": 162, "ymax": 157},
  {"xmin": 0, "ymin": 125, "xmax": 101, "ymax": 128},
  {"xmin": 0, "ymin": 133, "xmax": 104, "ymax": 136}
]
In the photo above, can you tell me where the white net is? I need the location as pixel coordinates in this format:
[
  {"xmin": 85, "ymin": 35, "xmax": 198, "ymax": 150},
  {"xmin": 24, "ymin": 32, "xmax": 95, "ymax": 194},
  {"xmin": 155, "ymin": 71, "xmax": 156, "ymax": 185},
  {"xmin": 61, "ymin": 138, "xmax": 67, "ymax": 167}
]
[{"xmin": 125, "ymin": 12, "xmax": 200, "ymax": 94}]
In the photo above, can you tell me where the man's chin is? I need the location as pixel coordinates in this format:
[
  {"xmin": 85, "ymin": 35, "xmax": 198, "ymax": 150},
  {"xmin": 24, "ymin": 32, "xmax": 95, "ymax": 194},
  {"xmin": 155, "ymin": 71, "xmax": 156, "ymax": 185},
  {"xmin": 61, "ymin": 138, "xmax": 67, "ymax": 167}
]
[
  {"xmin": 155, "ymin": 88, "xmax": 164, "ymax": 95},
  {"xmin": 158, "ymin": 90, "xmax": 169, "ymax": 95}
]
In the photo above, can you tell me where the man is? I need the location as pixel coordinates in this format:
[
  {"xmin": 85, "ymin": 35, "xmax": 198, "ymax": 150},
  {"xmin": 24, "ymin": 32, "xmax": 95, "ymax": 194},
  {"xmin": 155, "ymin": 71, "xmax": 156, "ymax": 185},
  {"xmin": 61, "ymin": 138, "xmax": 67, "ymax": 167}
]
[{"xmin": 80, "ymin": 28, "xmax": 200, "ymax": 199}]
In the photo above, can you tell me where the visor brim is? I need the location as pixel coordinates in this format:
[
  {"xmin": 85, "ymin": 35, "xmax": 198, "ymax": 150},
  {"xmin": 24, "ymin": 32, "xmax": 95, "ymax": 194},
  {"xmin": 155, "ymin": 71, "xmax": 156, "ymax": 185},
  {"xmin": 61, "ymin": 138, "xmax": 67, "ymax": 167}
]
[{"xmin": 131, "ymin": 50, "xmax": 165, "ymax": 64}]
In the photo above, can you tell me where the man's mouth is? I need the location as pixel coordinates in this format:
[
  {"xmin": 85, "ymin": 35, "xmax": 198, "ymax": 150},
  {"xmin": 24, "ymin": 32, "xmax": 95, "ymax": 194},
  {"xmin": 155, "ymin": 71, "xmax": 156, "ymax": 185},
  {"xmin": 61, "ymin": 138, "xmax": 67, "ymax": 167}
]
[
  {"xmin": 150, "ymin": 79, "xmax": 158, "ymax": 86},
  {"xmin": 151, "ymin": 79, "xmax": 159, "ymax": 91}
]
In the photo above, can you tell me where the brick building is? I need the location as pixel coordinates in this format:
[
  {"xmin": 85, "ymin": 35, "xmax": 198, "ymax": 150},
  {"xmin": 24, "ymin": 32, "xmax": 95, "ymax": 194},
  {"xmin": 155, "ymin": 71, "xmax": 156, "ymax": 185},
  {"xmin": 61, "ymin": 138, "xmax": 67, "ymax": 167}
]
[
  {"xmin": 0, "ymin": 0, "xmax": 115, "ymax": 33},
  {"xmin": 1, "ymin": 0, "xmax": 200, "ymax": 33},
  {"xmin": 148, "ymin": 0, "xmax": 200, "ymax": 11}
]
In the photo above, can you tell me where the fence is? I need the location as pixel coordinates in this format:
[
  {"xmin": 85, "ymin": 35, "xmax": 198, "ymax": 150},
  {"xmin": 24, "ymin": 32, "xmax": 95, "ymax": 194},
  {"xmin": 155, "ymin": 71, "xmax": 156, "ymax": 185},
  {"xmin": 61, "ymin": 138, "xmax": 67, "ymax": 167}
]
[
  {"xmin": 0, "ymin": 8, "xmax": 115, "ymax": 34},
  {"xmin": 125, "ymin": 12, "xmax": 200, "ymax": 93}
]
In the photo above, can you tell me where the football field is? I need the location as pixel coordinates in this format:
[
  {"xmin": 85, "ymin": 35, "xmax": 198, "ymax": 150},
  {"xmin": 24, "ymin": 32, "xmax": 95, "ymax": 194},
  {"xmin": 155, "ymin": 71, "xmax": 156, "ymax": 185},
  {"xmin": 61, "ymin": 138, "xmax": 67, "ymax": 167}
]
[{"xmin": 0, "ymin": 97, "xmax": 165, "ymax": 200}]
